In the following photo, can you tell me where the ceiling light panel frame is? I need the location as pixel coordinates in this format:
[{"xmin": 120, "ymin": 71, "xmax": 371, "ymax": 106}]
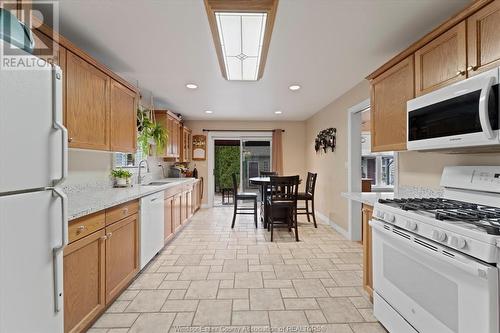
[{"xmin": 204, "ymin": 0, "xmax": 279, "ymax": 81}]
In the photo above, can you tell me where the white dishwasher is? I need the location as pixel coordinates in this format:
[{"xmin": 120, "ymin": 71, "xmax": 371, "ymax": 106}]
[{"xmin": 140, "ymin": 191, "xmax": 164, "ymax": 269}]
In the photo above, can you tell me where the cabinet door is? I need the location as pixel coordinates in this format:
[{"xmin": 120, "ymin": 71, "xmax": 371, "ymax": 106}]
[
  {"xmin": 361, "ymin": 204, "xmax": 373, "ymax": 301},
  {"xmin": 110, "ymin": 80, "xmax": 137, "ymax": 153},
  {"xmin": 467, "ymin": 0, "xmax": 500, "ymax": 76},
  {"xmin": 165, "ymin": 115, "xmax": 174, "ymax": 157},
  {"xmin": 64, "ymin": 230, "xmax": 106, "ymax": 333},
  {"xmin": 154, "ymin": 111, "xmax": 168, "ymax": 157},
  {"xmin": 415, "ymin": 21, "xmax": 466, "ymax": 96},
  {"xmin": 164, "ymin": 196, "xmax": 174, "ymax": 243},
  {"xmin": 370, "ymin": 56, "xmax": 414, "ymax": 152},
  {"xmin": 173, "ymin": 194, "xmax": 182, "ymax": 232},
  {"xmin": 187, "ymin": 190, "xmax": 193, "ymax": 219},
  {"xmin": 105, "ymin": 214, "xmax": 139, "ymax": 303},
  {"xmin": 180, "ymin": 191, "xmax": 187, "ymax": 224},
  {"xmin": 66, "ymin": 51, "xmax": 110, "ymax": 150}
]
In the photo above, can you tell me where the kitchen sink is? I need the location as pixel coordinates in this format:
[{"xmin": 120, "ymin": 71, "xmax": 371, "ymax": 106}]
[{"xmin": 142, "ymin": 181, "xmax": 173, "ymax": 186}]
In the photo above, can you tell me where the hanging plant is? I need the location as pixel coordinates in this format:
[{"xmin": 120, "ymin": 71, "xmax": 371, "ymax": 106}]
[
  {"xmin": 137, "ymin": 107, "xmax": 168, "ymax": 156},
  {"xmin": 314, "ymin": 128, "xmax": 336, "ymax": 153}
]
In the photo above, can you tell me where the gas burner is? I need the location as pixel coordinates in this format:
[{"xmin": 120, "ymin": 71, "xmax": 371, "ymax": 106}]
[
  {"xmin": 379, "ymin": 197, "xmax": 500, "ymax": 235},
  {"xmin": 378, "ymin": 198, "xmax": 478, "ymax": 211}
]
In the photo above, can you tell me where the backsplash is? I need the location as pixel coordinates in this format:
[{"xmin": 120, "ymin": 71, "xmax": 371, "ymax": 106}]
[
  {"xmin": 62, "ymin": 150, "xmax": 174, "ymax": 193},
  {"xmin": 397, "ymin": 185, "xmax": 444, "ymax": 198}
]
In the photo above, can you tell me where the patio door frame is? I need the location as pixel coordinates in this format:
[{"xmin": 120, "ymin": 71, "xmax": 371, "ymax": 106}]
[{"xmin": 207, "ymin": 131, "xmax": 272, "ymax": 208}]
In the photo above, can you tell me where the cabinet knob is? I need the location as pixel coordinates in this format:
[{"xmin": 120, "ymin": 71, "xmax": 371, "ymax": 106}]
[
  {"xmin": 76, "ymin": 225, "xmax": 86, "ymax": 233},
  {"xmin": 456, "ymin": 70, "xmax": 466, "ymax": 76},
  {"xmin": 101, "ymin": 235, "xmax": 108, "ymax": 241},
  {"xmin": 68, "ymin": 137, "xmax": 73, "ymax": 143},
  {"xmin": 467, "ymin": 65, "xmax": 478, "ymax": 72},
  {"xmin": 107, "ymin": 232, "xmax": 113, "ymax": 238}
]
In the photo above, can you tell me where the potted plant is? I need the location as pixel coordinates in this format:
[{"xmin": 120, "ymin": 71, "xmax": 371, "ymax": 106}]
[
  {"xmin": 111, "ymin": 168, "xmax": 133, "ymax": 186},
  {"xmin": 137, "ymin": 108, "xmax": 168, "ymax": 156}
]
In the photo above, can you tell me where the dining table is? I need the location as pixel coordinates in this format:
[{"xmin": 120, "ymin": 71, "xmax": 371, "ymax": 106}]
[{"xmin": 249, "ymin": 176, "xmax": 301, "ymax": 228}]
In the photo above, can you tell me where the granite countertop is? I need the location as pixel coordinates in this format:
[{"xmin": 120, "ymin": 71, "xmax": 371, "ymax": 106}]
[
  {"xmin": 67, "ymin": 178, "xmax": 198, "ymax": 221},
  {"xmin": 341, "ymin": 192, "xmax": 394, "ymax": 206}
]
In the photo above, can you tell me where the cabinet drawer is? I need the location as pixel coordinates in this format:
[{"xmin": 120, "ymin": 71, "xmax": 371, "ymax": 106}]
[
  {"xmin": 105, "ymin": 200, "xmax": 139, "ymax": 226},
  {"xmin": 68, "ymin": 211, "xmax": 105, "ymax": 243}
]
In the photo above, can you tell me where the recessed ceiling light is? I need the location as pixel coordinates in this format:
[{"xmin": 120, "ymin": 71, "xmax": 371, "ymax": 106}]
[
  {"xmin": 186, "ymin": 83, "xmax": 198, "ymax": 89},
  {"xmin": 205, "ymin": 110, "xmax": 213, "ymax": 114},
  {"xmin": 289, "ymin": 84, "xmax": 301, "ymax": 91},
  {"xmin": 274, "ymin": 110, "xmax": 282, "ymax": 115}
]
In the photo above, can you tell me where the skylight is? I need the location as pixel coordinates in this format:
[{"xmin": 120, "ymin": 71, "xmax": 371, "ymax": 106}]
[{"xmin": 215, "ymin": 12, "xmax": 267, "ymax": 81}]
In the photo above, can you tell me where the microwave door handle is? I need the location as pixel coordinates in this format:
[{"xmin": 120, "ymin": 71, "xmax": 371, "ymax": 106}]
[{"xmin": 479, "ymin": 76, "xmax": 495, "ymax": 139}]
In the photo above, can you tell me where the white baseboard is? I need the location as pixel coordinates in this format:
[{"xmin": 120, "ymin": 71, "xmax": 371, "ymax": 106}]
[{"xmin": 315, "ymin": 211, "xmax": 350, "ymax": 240}]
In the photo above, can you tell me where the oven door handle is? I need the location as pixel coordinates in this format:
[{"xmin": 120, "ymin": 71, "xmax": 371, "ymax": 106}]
[
  {"xmin": 370, "ymin": 220, "xmax": 493, "ymax": 278},
  {"xmin": 479, "ymin": 76, "xmax": 495, "ymax": 140}
]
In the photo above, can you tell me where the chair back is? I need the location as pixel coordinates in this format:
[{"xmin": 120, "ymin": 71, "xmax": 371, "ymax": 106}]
[
  {"xmin": 231, "ymin": 173, "xmax": 239, "ymax": 195},
  {"xmin": 260, "ymin": 171, "xmax": 278, "ymax": 177},
  {"xmin": 305, "ymin": 172, "xmax": 317, "ymax": 196},
  {"xmin": 269, "ymin": 175, "xmax": 299, "ymax": 204}
]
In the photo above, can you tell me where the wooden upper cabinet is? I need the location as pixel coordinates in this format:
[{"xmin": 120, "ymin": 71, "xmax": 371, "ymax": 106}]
[
  {"xmin": 105, "ymin": 213, "xmax": 139, "ymax": 303},
  {"xmin": 370, "ymin": 55, "xmax": 414, "ymax": 152},
  {"xmin": 467, "ymin": 0, "xmax": 500, "ymax": 76},
  {"xmin": 181, "ymin": 127, "xmax": 192, "ymax": 162},
  {"xmin": 415, "ymin": 22, "xmax": 467, "ymax": 96},
  {"xmin": 64, "ymin": 230, "xmax": 106, "ymax": 333},
  {"xmin": 110, "ymin": 80, "xmax": 137, "ymax": 153},
  {"xmin": 66, "ymin": 51, "xmax": 110, "ymax": 150}
]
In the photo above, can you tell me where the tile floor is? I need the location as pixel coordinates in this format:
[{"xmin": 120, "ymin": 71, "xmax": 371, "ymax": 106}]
[{"xmin": 89, "ymin": 207, "xmax": 387, "ymax": 333}]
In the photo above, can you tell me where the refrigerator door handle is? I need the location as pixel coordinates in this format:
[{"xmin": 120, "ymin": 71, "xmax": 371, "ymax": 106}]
[
  {"xmin": 50, "ymin": 187, "xmax": 68, "ymax": 313},
  {"xmin": 52, "ymin": 65, "xmax": 68, "ymax": 186}
]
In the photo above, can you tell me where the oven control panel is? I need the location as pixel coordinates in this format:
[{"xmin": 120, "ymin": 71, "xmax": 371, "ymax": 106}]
[{"xmin": 441, "ymin": 166, "xmax": 500, "ymax": 193}]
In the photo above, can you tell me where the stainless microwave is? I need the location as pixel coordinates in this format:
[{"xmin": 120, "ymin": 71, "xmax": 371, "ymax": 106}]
[{"xmin": 407, "ymin": 67, "xmax": 500, "ymax": 151}]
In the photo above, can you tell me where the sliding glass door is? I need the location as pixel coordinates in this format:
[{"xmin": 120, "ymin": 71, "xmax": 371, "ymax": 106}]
[
  {"xmin": 241, "ymin": 139, "xmax": 271, "ymax": 193},
  {"xmin": 210, "ymin": 134, "xmax": 272, "ymax": 207}
]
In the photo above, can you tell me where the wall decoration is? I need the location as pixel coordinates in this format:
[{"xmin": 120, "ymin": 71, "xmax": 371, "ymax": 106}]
[
  {"xmin": 192, "ymin": 134, "xmax": 207, "ymax": 160},
  {"xmin": 314, "ymin": 128, "xmax": 337, "ymax": 153}
]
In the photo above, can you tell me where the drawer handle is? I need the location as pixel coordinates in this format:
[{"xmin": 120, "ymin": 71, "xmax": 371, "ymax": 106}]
[
  {"xmin": 467, "ymin": 65, "xmax": 478, "ymax": 72},
  {"xmin": 455, "ymin": 70, "xmax": 466, "ymax": 76},
  {"xmin": 107, "ymin": 232, "xmax": 113, "ymax": 238},
  {"xmin": 122, "ymin": 207, "xmax": 129, "ymax": 215},
  {"xmin": 101, "ymin": 235, "xmax": 108, "ymax": 241},
  {"xmin": 76, "ymin": 225, "xmax": 87, "ymax": 233}
]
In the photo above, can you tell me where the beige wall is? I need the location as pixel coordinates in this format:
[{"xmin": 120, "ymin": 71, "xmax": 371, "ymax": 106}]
[
  {"xmin": 184, "ymin": 120, "xmax": 307, "ymax": 204},
  {"xmin": 305, "ymin": 81, "xmax": 370, "ymax": 231},
  {"xmin": 398, "ymin": 151, "xmax": 500, "ymax": 189}
]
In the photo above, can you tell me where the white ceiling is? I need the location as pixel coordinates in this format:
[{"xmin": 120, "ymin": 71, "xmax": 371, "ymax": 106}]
[{"xmin": 54, "ymin": 0, "xmax": 470, "ymax": 120}]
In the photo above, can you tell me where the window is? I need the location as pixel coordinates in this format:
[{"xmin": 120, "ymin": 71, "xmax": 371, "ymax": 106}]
[
  {"xmin": 113, "ymin": 148, "xmax": 146, "ymax": 168},
  {"xmin": 361, "ymin": 155, "xmax": 395, "ymax": 188}
]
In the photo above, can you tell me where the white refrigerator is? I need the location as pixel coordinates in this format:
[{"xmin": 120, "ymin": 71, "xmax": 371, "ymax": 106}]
[{"xmin": 0, "ymin": 40, "xmax": 67, "ymax": 333}]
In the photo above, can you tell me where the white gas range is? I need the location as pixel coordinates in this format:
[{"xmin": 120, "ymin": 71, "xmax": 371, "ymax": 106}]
[{"xmin": 370, "ymin": 166, "xmax": 500, "ymax": 333}]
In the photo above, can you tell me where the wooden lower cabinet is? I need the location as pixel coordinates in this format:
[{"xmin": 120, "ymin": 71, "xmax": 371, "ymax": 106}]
[
  {"xmin": 173, "ymin": 193, "xmax": 182, "ymax": 232},
  {"xmin": 105, "ymin": 214, "xmax": 139, "ymax": 303},
  {"xmin": 164, "ymin": 195, "xmax": 174, "ymax": 243},
  {"xmin": 362, "ymin": 204, "xmax": 374, "ymax": 301},
  {"xmin": 64, "ymin": 230, "xmax": 106, "ymax": 333}
]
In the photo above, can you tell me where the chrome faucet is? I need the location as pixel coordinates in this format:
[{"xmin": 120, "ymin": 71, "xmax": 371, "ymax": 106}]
[{"xmin": 137, "ymin": 159, "xmax": 150, "ymax": 184}]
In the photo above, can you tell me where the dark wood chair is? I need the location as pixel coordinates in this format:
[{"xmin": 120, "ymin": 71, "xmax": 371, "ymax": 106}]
[
  {"xmin": 297, "ymin": 172, "xmax": 318, "ymax": 228},
  {"xmin": 267, "ymin": 175, "xmax": 300, "ymax": 242},
  {"xmin": 231, "ymin": 174, "xmax": 258, "ymax": 229}
]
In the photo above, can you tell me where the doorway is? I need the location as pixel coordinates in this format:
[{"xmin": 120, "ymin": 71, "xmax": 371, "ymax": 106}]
[
  {"xmin": 208, "ymin": 132, "xmax": 272, "ymax": 208},
  {"xmin": 347, "ymin": 100, "xmax": 397, "ymax": 241}
]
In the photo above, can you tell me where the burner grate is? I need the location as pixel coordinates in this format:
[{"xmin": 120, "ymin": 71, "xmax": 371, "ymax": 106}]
[{"xmin": 378, "ymin": 197, "xmax": 500, "ymax": 235}]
